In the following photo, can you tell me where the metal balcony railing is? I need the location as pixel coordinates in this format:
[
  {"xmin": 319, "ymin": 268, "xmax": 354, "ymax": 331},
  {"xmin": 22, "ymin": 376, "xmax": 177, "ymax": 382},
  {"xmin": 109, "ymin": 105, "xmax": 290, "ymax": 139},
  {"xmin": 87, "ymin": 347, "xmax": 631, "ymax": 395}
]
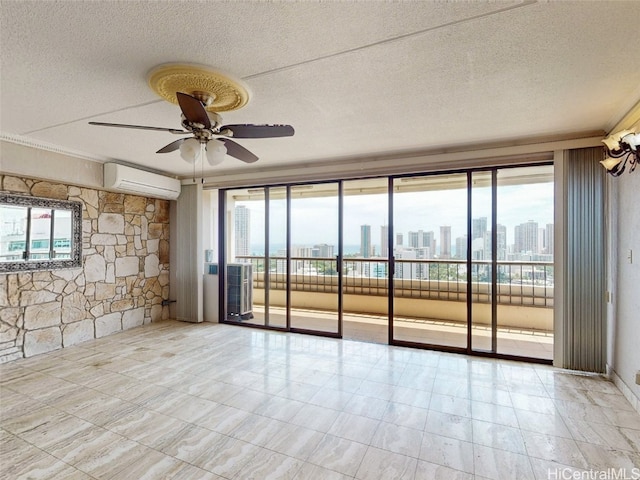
[{"xmin": 235, "ymin": 256, "xmax": 554, "ymax": 307}]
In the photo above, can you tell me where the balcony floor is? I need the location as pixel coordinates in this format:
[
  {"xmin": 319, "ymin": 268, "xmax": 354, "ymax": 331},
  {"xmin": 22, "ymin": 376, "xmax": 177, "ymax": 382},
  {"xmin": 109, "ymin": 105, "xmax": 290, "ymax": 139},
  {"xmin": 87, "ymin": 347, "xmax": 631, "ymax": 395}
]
[{"xmin": 245, "ymin": 306, "xmax": 554, "ymax": 361}]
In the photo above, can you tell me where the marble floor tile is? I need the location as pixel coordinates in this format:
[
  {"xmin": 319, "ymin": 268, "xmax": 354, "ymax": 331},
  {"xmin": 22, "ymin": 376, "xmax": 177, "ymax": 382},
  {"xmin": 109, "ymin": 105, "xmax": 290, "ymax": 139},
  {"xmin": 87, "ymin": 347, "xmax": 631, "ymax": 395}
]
[
  {"xmin": 152, "ymin": 423, "xmax": 225, "ymax": 463},
  {"xmin": 510, "ymin": 392, "xmax": 557, "ymax": 415},
  {"xmin": 413, "ymin": 460, "xmax": 474, "ymax": 480},
  {"xmin": 424, "ymin": 410, "xmax": 473, "ymax": 442},
  {"xmin": 382, "ymin": 401, "xmax": 429, "ymax": 430},
  {"xmin": 233, "ymin": 447, "xmax": 303, "ymax": 480},
  {"xmin": 143, "ymin": 390, "xmax": 219, "ymax": 424},
  {"xmin": 473, "ymin": 443, "xmax": 535, "ymax": 480},
  {"xmin": 228, "ymin": 413, "xmax": 287, "ymax": 446},
  {"xmin": 165, "ymin": 462, "xmax": 225, "ymax": 480},
  {"xmin": 252, "ymin": 393, "xmax": 305, "ymax": 422},
  {"xmin": 2, "ymin": 320, "xmax": 640, "ymax": 480},
  {"xmin": 267, "ymin": 423, "xmax": 325, "ymax": 461},
  {"xmin": 467, "ymin": 384, "xmax": 512, "ymax": 407},
  {"xmin": 428, "ymin": 393, "xmax": 472, "ymax": 417},
  {"xmin": 343, "ymin": 393, "xmax": 389, "ymax": 420},
  {"xmin": 328, "ymin": 411, "xmax": 380, "ymax": 444},
  {"xmin": 191, "ymin": 435, "xmax": 262, "ymax": 478},
  {"xmin": 307, "ymin": 433, "xmax": 369, "ymax": 477},
  {"xmin": 309, "ymin": 386, "xmax": 354, "ymax": 410},
  {"xmin": 576, "ymin": 441, "xmax": 640, "ymax": 471},
  {"xmin": 183, "ymin": 402, "xmax": 245, "ymax": 433},
  {"xmin": 388, "ymin": 386, "xmax": 431, "ymax": 409},
  {"xmin": 470, "ymin": 400, "xmax": 519, "ymax": 428},
  {"xmin": 370, "ymin": 421, "xmax": 423, "ymax": 458},
  {"xmin": 62, "ymin": 430, "xmax": 148, "ymax": 479},
  {"xmin": 587, "ymin": 389, "xmax": 636, "ymax": 411},
  {"xmin": 276, "ymin": 381, "xmax": 322, "ymax": 403},
  {"xmin": 293, "ymin": 462, "xmax": 352, "ymax": 480},
  {"xmin": 418, "ymin": 432, "xmax": 474, "ymax": 474},
  {"xmin": 514, "ymin": 408, "xmax": 573, "ymax": 438},
  {"xmin": 472, "ymin": 419, "xmax": 527, "ymax": 455},
  {"xmin": 103, "ymin": 407, "xmax": 189, "ymax": 449},
  {"xmin": 70, "ymin": 394, "xmax": 139, "ymax": 427},
  {"xmin": 522, "ymin": 431, "xmax": 588, "ymax": 468},
  {"xmin": 1, "ymin": 442, "xmax": 89, "ymax": 480},
  {"xmin": 224, "ymin": 387, "xmax": 270, "ymax": 412},
  {"xmin": 19, "ymin": 413, "xmax": 95, "ymax": 451},
  {"xmin": 432, "ymin": 378, "xmax": 471, "ymax": 399},
  {"xmin": 0, "ymin": 391, "xmax": 48, "ymax": 423},
  {"xmin": 602, "ymin": 407, "xmax": 640, "ymax": 430},
  {"xmin": 104, "ymin": 447, "xmax": 189, "ymax": 479},
  {"xmin": 355, "ymin": 446, "xmax": 417, "ymax": 480},
  {"xmin": 290, "ymin": 403, "xmax": 341, "ymax": 433},
  {"xmin": 1, "ymin": 405, "xmax": 68, "ymax": 435}
]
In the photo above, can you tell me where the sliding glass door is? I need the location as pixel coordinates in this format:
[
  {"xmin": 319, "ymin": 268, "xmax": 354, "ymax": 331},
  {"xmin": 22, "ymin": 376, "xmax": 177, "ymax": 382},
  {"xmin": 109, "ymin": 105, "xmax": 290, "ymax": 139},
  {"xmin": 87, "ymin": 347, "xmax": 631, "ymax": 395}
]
[
  {"xmin": 220, "ymin": 163, "xmax": 554, "ymax": 362},
  {"xmin": 342, "ymin": 178, "xmax": 389, "ymax": 342},
  {"xmin": 224, "ymin": 188, "xmax": 266, "ymax": 327},
  {"xmin": 470, "ymin": 171, "xmax": 494, "ymax": 352},
  {"xmin": 391, "ymin": 173, "xmax": 468, "ymax": 349},
  {"xmin": 496, "ymin": 166, "xmax": 554, "ymax": 360},
  {"xmin": 289, "ymin": 183, "xmax": 340, "ymax": 335}
]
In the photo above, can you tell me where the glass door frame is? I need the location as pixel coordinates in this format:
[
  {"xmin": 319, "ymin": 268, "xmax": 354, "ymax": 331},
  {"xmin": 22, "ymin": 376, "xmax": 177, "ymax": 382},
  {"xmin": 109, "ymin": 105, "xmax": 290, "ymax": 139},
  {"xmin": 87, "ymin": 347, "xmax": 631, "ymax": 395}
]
[
  {"xmin": 217, "ymin": 161, "xmax": 553, "ymax": 364},
  {"xmin": 218, "ymin": 181, "xmax": 344, "ymax": 339}
]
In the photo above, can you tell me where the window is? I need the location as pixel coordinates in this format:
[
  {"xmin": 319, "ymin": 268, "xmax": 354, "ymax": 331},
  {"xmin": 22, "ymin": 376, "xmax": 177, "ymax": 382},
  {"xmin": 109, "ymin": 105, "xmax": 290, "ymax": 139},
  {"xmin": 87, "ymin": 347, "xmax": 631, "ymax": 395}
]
[{"xmin": 0, "ymin": 193, "xmax": 82, "ymax": 272}]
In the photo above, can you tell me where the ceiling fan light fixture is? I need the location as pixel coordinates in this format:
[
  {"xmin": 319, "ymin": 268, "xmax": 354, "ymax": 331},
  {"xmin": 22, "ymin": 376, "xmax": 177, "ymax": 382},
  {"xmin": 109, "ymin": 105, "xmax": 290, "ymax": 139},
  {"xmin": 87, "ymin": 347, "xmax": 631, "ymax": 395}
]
[
  {"xmin": 206, "ymin": 139, "xmax": 227, "ymax": 166},
  {"xmin": 600, "ymin": 156, "xmax": 623, "ymax": 171},
  {"xmin": 601, "ymin": 129, "xmax": 639, "ymax": 176},
  {"xmin": 179, "ymin": 137, "xmax": 201, "ymax": 164},
  {"xmin": 147, "ymin": 63, "xmax": 250, "ymax": 112},
  {"xmin": 621, "ymin": 132, "xmax": 640, "ymax": 150}
]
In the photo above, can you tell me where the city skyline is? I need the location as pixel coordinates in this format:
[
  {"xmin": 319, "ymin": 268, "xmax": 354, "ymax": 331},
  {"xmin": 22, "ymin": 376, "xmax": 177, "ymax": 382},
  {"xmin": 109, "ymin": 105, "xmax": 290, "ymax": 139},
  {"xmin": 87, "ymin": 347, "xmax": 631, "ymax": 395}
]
[{"xmin": 233, "ymin": 180, "xmax": 554, "ymax": 256}]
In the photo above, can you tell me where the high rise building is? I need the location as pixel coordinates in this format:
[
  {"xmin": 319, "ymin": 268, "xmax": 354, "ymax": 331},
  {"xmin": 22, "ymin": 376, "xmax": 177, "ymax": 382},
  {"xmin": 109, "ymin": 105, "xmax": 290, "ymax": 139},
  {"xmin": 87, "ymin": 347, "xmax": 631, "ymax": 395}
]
[
  {"xmin": 409, "ymin": 230, "xmax": 435, "ymax": 257},
  {"xmin": 313, "ymin": 244, "xmax": 334, "ymax": 257},
  {"xmin": 496, "ymin": 224, "xmax": 507, "ymax": 260},
  {"xmin": 425, "ymin": 231, "xmax": 436, "ymax": 258},
  {"xmin": 360, "ymin": 224, "xmax": 371, "ymax": 258},
  {"xmin": 472, "ymin": 217, "xmax": 487, "ymax": 240},
  {"xmin": 440, "ymin": 226, "xmax": 451, "ymax": 259},
  {"xmin": 396, "ymin": 233, "xmax": 403, "ymax": 246},
  {"xmin": 380, "ymin": 225, "xmax": 389, "ymax": 257},
  {"xmin": 234, "ymin": 205, "xmax": 250, "ymax": 258},
  {"xmin": 545, "ymin": 223, "xmax": 554, "ymax": 255},
  {"xmin": 514, "ymin": 220, "xmax": 538, "ymax": 254},
  {"xmin": 455, "ymin": 235, "xmax": 468, "ymax": 260},
  {"xmin": 408, "ymin": 230, "xmax": 420, "ymax": 248}
]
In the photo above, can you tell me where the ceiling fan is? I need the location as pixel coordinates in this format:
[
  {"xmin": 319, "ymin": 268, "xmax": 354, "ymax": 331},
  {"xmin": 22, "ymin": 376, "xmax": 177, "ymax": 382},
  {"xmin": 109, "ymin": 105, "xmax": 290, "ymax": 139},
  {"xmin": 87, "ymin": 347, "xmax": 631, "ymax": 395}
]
[{"xmin": 89, "ymin": 91, "xmax": 294, "ymax": 165}]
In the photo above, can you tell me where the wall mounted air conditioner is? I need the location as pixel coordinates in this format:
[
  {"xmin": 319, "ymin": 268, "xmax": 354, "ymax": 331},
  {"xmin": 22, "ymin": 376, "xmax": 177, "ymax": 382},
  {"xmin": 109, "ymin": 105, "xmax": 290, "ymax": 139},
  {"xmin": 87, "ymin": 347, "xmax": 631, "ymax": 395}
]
[{"xmin": 103, "ymin": 162, "xmax": 181, "ymax": 200}]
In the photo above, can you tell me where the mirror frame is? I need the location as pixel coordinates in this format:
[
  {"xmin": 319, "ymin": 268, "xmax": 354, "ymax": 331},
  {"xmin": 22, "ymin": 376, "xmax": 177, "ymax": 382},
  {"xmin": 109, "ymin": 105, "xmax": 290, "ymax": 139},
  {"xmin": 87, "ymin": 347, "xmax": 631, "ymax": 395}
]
[{"xmin": 0, "ymin": 193, "xmax": 83, "ymax": 273}]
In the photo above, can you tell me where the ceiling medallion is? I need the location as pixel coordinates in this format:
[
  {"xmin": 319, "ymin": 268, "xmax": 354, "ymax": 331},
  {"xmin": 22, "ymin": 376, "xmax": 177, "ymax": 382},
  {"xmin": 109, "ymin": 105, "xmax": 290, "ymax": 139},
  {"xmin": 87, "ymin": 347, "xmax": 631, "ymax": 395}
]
[{"xmin": 147, "ymin": 63, "xmax": 250, "ymax": 112}]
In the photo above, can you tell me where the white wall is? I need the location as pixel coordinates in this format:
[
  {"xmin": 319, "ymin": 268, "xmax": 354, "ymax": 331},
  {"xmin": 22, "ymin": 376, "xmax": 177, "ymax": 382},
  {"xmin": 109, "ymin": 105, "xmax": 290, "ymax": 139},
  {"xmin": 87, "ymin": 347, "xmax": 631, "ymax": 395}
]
[{"xmin": 610, "ymin": 167, "xmax": 640, "ymax": 407}]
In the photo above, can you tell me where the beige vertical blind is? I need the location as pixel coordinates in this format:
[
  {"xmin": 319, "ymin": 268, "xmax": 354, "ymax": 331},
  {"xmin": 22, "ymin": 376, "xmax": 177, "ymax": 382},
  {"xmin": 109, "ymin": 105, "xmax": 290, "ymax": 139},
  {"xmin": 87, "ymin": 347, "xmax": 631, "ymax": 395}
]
[
  {"xmin": 563, "ymin": 147, "xmax": 607, "ymax": 372},
  {"xmin": 175, "ymin": 183, "xmax": 203, "ymax": 323}
]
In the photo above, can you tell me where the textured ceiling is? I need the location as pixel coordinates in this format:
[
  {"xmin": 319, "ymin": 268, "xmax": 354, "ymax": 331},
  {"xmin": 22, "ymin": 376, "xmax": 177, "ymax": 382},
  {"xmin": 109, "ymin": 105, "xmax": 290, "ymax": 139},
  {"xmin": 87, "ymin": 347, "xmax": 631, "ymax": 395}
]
[{"xmin": 1, "ymin": 0, "xmax": 639, "ymax": 179}]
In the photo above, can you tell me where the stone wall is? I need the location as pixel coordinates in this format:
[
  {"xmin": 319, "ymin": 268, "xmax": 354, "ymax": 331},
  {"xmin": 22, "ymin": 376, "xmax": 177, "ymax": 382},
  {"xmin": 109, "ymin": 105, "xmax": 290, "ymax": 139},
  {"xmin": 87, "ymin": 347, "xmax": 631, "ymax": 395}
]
[{"xmin": 0, "ymin": 175, "xmax": 170, "ymax": 362}]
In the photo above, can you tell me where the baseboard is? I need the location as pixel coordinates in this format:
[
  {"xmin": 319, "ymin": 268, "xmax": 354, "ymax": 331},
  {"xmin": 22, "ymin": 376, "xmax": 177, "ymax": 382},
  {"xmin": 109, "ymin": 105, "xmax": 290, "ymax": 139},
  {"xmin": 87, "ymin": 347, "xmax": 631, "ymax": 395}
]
[{"xmin": 608, "ymin": 365, "xmax": 640, "ymax": 415}]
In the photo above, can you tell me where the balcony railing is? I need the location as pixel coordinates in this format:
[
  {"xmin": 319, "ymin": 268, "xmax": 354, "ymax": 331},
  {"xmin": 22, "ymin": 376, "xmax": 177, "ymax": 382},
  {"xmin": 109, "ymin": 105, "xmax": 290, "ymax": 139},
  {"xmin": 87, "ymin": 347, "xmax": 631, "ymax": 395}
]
[{"xmin": 235, "ymin": 256, "xmax": 553, "ymax": 307}]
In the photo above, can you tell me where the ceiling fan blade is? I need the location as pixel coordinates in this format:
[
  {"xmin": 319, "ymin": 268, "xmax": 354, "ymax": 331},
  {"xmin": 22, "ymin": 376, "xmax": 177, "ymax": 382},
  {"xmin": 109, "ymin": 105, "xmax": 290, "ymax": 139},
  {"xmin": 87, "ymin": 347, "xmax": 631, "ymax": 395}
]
[
  {"xmin": 88, "ymin": 121, "xmax": 186, "ymax": 134},
  {"xmin": 221, "ymin": 124, "xmax": 295, "ymax": 138},
  {"xmin": 156, "ymin": 138, "xmax": 187, "ymax": 154},
  {"xmin": 221, "ymin": 139, "xmax": 259, "ymax": 163},
  {"xmin": 176, "ymin": 92, "xmax": 211, "ymax": 129}
]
